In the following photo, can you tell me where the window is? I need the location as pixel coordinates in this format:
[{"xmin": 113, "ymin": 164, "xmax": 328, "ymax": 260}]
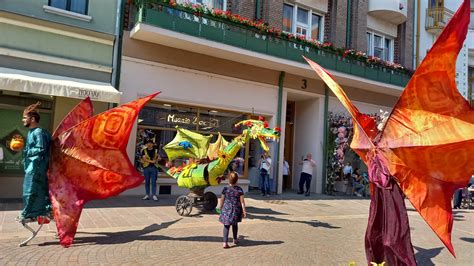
[
  {"xmin": 136, "ymin": 103, "xmax": 248, "ymax": 177},
  {"xmin": 366, "ymin": 31, "xmax": 393, "ymax": 62},
  {"xmin": 366, "ymin": 32, "xmax": 372, "ymax": 54},
  {"xmin": 177, "ymin": 0, "xmax": 227, "ymax": 11},
  {"xmin": 49, "ymin": 0, "xmax": 88, "ymax": 15},
  {"xmin": 282, "ymin": 4, "xmax": 293, "ymax": 32},
  {"xmin": 296, "ymin": 8, "xmax": 309, "ymax": 37},
  {"xmin": 311, "ymin": 14, "xmax": 321, "ymax": 41},
  {"xmin": 282, "ymin": 3, "xmax": 324, "ymax": 41},
  {"xmin": 429, "ymin": 0, "xmax": 444, "ymax": 8}
]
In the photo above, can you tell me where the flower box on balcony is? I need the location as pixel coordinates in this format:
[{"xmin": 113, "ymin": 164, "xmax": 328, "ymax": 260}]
[
  {"xmin": 335, "ymin": 57, "xmax": 353, "ymax": 73},
  {"xmin": 267, "ymin": 37, "xmax": 287, "ymax": 58},
  {"xmin": 200, "ymin": 19, "xmax": 224, "ymax": 42},
  {"xmin": 389, "ymin": 72, "xmax": 403, "ymax": 86},
  {"xmin": 307, "ymin": 50, "xmax": 337, "ymax": 69},
  {"xmin": 286, "ymin": 42, "xmax": 306, "ymax": 62},
  {"xmin": 378, "ymin": 68, "xmax": 392, "ymax": 83},
  {"xmin": 363, "ymin": 66, "xmax": 378, "ymax": 80},
  {"xmin": 145, "ymin": 8, "xmax": 174, "ymax": 30},
  {"xmin": 350, "ymin": 62, "xmax": 366, "ymax": 77},
  {"xmin": 246, "ymin": 33, "xmax": 268, "ymax": 54},
  {"xmin": 174, "ymin": 12, "xmax": 200, "ymax": 36},
  {"xmin": 223, "ymin": 25, "xmax": 247, "ymax": 48},
  {"xmin": 136, "ymin": 0, "xmax": 412, "ymax": 87}
]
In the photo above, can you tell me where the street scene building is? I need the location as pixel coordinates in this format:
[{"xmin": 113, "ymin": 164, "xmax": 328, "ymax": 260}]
[
  {"xmin": 417, "ymin": 0, "xmax": 474, "ymax": 103},
  {"xmin": 0, "ymin": 0, "xmax": 122, "ymax": 197},
  {"xmin": 0, "ymin": 1, "xmax": 473, "ymax": 265},
  {"xmin": 122, "ymin": 0, "xmax": 414, "ymax": 196}
]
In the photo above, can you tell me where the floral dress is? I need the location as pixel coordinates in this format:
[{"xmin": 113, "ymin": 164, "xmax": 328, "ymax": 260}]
[{"xmin": 219, "ymin": 186, "xmax": 244, "ymax": 225}]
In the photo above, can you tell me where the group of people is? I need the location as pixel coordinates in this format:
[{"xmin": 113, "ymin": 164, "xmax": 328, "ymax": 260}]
[
  {"xmin": 16, "ymin": 102, "xmax": 309, "ymax": 248},
  {"xmin": 258, "ymin": 152, "xmax": 317, "ymax": 197},
  {"xmin": 342, "ymin": 162, "xmax": 368, "ymax": 197}
]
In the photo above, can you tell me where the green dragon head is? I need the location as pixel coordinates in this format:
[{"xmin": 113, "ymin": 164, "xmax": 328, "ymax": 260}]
[{"xmin": 235, "ymin": 118, "xmax": 280, "ymax": 152}]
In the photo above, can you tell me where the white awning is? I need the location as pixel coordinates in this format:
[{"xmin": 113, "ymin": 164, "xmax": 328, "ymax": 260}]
[{"xmin": 0, "ymin": 67, "xmax": 121, "ymax": 103}]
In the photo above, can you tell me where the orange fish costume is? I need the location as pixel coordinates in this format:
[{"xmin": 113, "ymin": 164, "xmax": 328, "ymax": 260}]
[
  {"xmin": 48, "ymin": 93, "xmax": 160, "ymax": 247},
  {"xmin": 305, "ymin": 0, "xmax": 472, "ymax": 264}
]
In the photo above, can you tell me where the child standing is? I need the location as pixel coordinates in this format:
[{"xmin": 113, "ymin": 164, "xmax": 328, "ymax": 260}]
[{"xmin": 218, "ymin": 171, "xmax": 247, "ymax": 248}]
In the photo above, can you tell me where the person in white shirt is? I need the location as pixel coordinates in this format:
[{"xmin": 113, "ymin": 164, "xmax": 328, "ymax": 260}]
[
  {"xmin": 258, "ymin": 152, "xmax": 272, "ymax": 197},
  {"xmin": 283, "ymin": 159, "xmax": 290, "ymax": 190},
  {"xmin": 343, "ymin": 162, "xmax": 353, "ymax": 180},
  {"xmin": 298, "ymin": 153, "xmax": 316, "ymax": 196}
]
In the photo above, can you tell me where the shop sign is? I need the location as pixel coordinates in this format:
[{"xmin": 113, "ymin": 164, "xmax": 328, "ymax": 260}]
[
  {"xmin": 166, "ymin": 113, "xmax": 220, "ymax": 128},
  {"xmin": 78, "ymin": 89, "xmax": 100, "ymax": 99}
]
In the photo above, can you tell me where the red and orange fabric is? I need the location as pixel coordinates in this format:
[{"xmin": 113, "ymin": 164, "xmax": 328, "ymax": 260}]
[
  {"xmin": 305, "ymin": 0, "xmax": 472, "ymax": 259},
  {"xmin": 48, "ymin": 93, "xmax": 160, "ymax": 247}
]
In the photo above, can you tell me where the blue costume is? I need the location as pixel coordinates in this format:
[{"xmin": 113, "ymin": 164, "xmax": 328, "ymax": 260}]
[{"xmin": 21, "ymin": 127, "xmax": 52, "ymax": 219}]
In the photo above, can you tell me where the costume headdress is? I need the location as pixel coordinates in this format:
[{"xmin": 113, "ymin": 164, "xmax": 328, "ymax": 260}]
[{"xmin": 23, "ymin": 102, "xmax": 41, "ymax": 116}]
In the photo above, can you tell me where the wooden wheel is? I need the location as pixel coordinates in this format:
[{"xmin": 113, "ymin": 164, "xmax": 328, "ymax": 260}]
[
  {"xmin": 203, "ymin": 192, "xmax": 217, "ymax": 211},
  {"xmin": 175, "ymin": 195, "xmax": 193, "ymax": 216}
]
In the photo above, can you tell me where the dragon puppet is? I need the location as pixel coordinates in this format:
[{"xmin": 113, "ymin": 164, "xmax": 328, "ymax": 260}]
[
  {"xmin": 162, "ymin": 118, "xmax": 280, "ymax": 190},
  {"xmin": 17, "ymin": 92, "xmax": 160, "ymax": 247},
  {"xmin": 304, "ymin": 0, "xmax": 473, "ymax": 264}
]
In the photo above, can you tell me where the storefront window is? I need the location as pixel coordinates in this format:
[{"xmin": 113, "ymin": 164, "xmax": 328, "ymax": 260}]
[
  {"xmin": 197, "ymin": 110, "xmax": 246, "ymax": 134},
  {"xmin": 0, "ymin": 96, "xmax": 52, "ymax": 177},
  {"xmin": 136, "ymin": 103, "xmax": 248, "ymax": 177}
]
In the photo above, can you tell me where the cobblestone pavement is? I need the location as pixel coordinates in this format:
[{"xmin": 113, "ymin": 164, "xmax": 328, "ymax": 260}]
[{"xmin": 0, "ymin": 192, "xmax": 473, "ymax": 265}]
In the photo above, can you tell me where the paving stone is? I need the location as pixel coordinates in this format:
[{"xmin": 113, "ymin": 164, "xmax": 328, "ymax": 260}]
[{"xmin": 0, "ymin": 192, "xmax": 472, "ymax": 265}]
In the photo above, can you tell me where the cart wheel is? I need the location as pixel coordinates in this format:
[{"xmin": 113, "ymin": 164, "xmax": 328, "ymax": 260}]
[
  {"xmin": 203, "ymin": 192, "xmax": 218, "ymax": 211},
  {"xmin": 176, "ymin": 195, "xmax": 193, "ymax": 216}
]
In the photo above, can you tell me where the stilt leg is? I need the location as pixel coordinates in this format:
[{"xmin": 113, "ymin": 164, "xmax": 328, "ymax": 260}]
[{"xmin": 18, "ymin": 217, "xmax": 45, "ymax": 247}]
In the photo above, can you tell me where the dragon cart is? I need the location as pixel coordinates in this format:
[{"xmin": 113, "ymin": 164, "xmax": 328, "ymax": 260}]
[{"xmin": 162, "ymin": 118, "xmax": 280, "ymax": 216}]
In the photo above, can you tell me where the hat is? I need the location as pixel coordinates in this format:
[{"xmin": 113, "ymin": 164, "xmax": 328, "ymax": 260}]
[{"xmin": 145, "ymin": 138, "xmax": 154, "ymax": 144}]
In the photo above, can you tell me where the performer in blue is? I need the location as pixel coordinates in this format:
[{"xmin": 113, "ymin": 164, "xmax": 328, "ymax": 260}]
[{"xmin": 19, "ymin": 102, "xmax": 52, "ymax": 220}]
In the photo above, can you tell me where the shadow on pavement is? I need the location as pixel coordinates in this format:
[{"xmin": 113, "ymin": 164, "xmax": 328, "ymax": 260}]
[
  {"xmin": 246, "ymin": 206, "xmax": 288, "ymax": 215},
  {"xmin": 37, "ymin": 219, "xmax": 181, "ymax": 246},
  {"xmin": 36, "ymin": 220, "xmax": 283, "ymax": 247},
  {"xmin": 453, "ymin": 213, "xmax": 465, "ymax": 221},
  {"xmin": 414, "ymin": 246, "xmax": 443, "ymax": 266},
  {"xmin": 460, "ymin": 237, "xmax": 474, "ymax": 243},
  {"xmin": 1, "ymin": 191, "xmax": 370, "ymax": 211},
  {"xmin": 246, "ymin": 190, "xmax": 369, "ymax": 201},
  {"xmin": 246, "ymin": 213, "xmax": 340, "ymax": 229}
]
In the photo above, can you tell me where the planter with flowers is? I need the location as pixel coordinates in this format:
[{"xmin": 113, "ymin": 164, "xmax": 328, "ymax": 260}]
[{"xmin": 135, "ymin": 0, "xmax": 414, "ymax": 80}]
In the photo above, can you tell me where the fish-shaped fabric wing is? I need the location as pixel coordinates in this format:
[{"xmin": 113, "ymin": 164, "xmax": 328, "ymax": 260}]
[
  {"xmin": 305, "ymin": 0, "xmax": 472, "ymax": 256},
  {"xmin": 377, "ymin": 0, "xmax": 473, "ymax": 255},
  {"xmin": 49, "ymin": 92, "xmax": 160, "ymax": 247}
]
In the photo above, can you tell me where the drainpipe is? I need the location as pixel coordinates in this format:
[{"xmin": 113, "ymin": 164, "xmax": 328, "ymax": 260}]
[
  {"xmin": 415, "ymin": 0, "xmax": 420, "ymax": 67},
  {"xmin": 275, "ymin": 71, "xmax": 285, "ymax": 194},
  {"xmin": 111, "ymin": 0, "xmax": 126, "ymax": 108},
  {"xmin": 345, "ymin": 0, "xmax": 352, "ymax": 48},
  {"xmin": 322, "ymin": 86, "xmax": 329, "ymax": 194}
]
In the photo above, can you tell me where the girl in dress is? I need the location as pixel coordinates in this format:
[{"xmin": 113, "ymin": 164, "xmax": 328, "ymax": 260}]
[{"xmin": 218, "ymin": 171, "xmax": 247, "ymax": 248}]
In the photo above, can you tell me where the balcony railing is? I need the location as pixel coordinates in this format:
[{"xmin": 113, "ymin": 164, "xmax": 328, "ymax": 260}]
[
  {"xmin": 425, "ymin": 7, "xmax": 454, "ymax": 34},
  {"xmin": 135, "ymin": 2, "xmax": 411, "ymax": 87}
]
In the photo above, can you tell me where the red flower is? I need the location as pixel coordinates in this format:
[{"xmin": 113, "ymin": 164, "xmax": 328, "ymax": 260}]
[
  {"xmin": 258, "ymin": 116, "xmax": 264, "ymax": 121},
  {"xmin": 274, "ymin": 127, "xmax": 281, "ymax": 132},
  {"xmin": 263, "ymin": 121, "xmax": 269, "ymax": 128}
]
